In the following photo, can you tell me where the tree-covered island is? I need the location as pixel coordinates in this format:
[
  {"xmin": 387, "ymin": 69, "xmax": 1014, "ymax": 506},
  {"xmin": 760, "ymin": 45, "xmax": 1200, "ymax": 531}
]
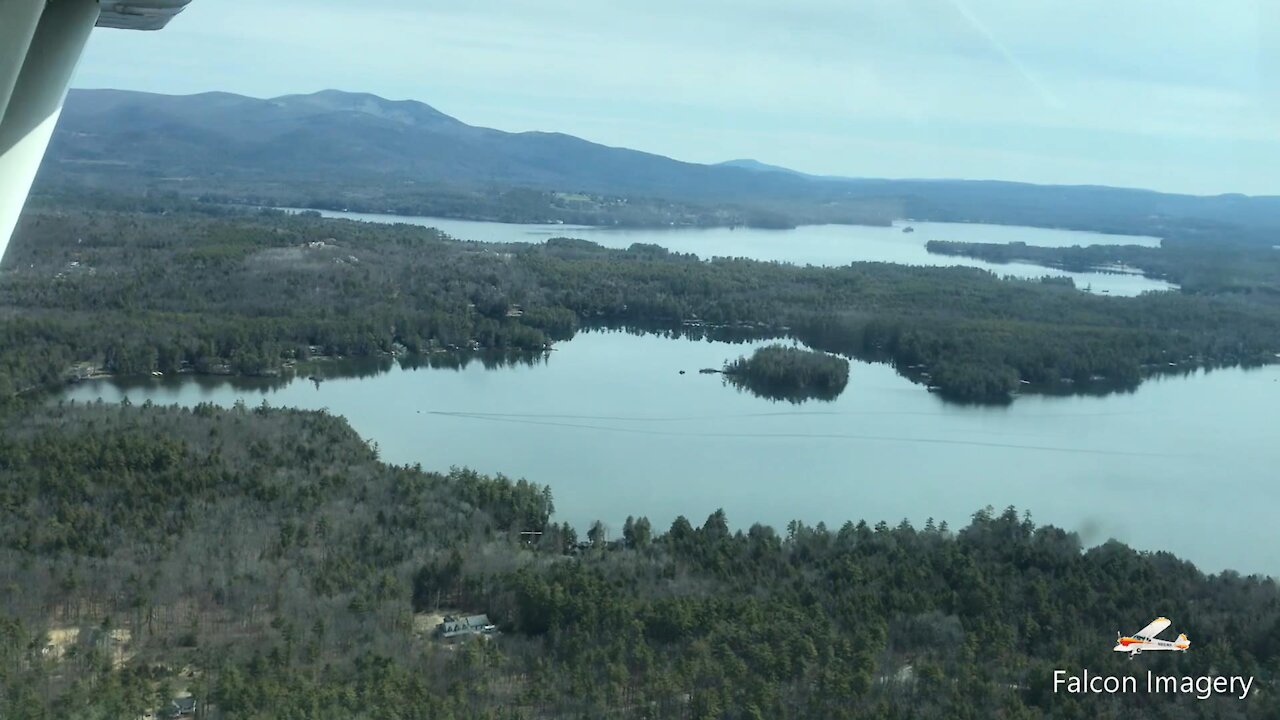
[{"xmin": 723, "ymin": 344, "xmax": 850, "ymax": 402}]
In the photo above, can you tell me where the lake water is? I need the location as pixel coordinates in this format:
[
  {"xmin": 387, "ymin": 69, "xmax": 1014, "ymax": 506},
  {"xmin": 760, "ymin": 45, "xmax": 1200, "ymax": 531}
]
[
  {"xmin": 285, "ymin": 209, "xmax": 1174, "ymax": 296},
  {"xmin": 60, "ymin": 331, "xmax": 1279, "ymax": 576}
]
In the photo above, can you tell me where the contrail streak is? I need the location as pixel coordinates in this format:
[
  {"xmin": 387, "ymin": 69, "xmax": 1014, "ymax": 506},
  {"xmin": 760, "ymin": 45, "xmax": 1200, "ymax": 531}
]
[{"xmin": 948, "ymin": 0, "xmax": 1065, "ymax": 109}]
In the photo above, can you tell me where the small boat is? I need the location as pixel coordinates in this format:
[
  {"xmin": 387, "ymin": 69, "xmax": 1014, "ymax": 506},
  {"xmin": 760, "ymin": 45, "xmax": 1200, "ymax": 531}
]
[{"xmin": 902, "ymin": 226, "xmax": 915, "ymax": 233}]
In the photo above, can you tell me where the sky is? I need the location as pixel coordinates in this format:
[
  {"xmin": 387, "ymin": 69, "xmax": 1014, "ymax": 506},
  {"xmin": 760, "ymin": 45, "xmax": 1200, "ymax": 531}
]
[{"xmin": 73, "ymin": 0, "xmax": 1280, "ymax": 196}]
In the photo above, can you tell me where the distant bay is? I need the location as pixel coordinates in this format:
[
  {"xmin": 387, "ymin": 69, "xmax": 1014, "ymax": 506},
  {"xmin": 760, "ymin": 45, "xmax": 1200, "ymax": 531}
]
[{"xmin": 281, "ymin": 209, "xmax": 1174, "ymax": 296}]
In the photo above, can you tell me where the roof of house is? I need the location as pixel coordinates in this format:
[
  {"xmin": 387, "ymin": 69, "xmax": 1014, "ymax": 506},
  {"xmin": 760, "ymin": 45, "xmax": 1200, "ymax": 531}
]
[
  {"xmin": 441, "ymin": 614, "xmax": 490, "ymax": 627},
  {"xmin": 439, "ymin": 614, "xmax": 494, "ymax": 637}
]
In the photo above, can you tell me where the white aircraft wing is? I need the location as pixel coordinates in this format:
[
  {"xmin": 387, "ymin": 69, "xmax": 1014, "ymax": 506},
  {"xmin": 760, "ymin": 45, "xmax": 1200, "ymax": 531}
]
[
  {"xmin": 98, "ymin": 1, "xmax": 195, "ymax": 31},
  {"xmin": 1134, "ymin": 617, "xmax": 1171, "ymax": 639}
]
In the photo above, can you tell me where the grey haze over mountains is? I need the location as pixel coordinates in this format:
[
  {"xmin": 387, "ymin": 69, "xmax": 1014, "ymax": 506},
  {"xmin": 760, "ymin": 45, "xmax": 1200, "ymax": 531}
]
[{"xmin": 43, "ymin": 89, "xmax": 1280, "ymax": 238}]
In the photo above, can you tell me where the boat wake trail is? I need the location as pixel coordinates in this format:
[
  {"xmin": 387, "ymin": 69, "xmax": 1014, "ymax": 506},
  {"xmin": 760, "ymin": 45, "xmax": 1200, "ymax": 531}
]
[{"xmin": 427, "ymin": 411, "xmax": 1176, "ymax": 458}]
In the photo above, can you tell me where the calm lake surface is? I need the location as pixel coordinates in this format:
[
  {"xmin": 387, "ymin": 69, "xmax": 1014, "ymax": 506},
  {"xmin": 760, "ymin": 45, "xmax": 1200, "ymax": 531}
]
[
  {"xmin": 287, "ymin": 209, "xmax": 1174, "ymax": 296},
  {"xmin": 61, "ymin": 331, "xmax": 1279, "ymax": 576}
]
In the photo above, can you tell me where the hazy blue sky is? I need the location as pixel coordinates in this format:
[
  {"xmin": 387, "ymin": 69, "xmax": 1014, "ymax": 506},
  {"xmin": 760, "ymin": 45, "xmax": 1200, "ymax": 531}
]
[{"xmin": 74, "ymin": 0, "xmax": 1280, "ymax": 195}]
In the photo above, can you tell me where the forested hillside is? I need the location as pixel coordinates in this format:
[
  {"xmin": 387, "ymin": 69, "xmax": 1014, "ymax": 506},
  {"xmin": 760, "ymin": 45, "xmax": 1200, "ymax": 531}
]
[
  {"xmin": 3, "ymin": 198, "xmax": 1280, "ymax": 403},
  {"xmin": 42, "ymin": 90, "xmax": 893, "ymax": 228},
  {"xmin": 0, "ymin": 401, "xmax": 1277, "ymax": 719}
]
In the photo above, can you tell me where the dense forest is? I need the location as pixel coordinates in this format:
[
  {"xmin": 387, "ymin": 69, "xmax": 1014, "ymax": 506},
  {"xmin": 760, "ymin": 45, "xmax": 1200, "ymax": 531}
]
[
  {"xmin": 0, "ymin": 401, "xmax": 1277, "ymax": 719},
  {"xmin": 3, "ymin": 197, "xmax": 1279, "ymax": 403},
  {"xmin": 723, "ymin": 344, "xmax": 850, "ymax": 402},
  {"xmin": 1, "ymin": 197, "xmax": 1278, "ymax": 717}
]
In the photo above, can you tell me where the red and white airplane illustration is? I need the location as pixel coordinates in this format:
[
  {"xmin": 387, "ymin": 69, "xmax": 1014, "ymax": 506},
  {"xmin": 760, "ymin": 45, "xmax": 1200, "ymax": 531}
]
[{"xmin": 1114, "ymin": 617, "xmax": 1190, "ymax": 658}]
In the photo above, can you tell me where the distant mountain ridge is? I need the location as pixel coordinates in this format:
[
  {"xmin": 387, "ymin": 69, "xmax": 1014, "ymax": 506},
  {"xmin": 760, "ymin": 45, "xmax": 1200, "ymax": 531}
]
[
  {"xmin": 716, "ymin": 159, "xmax": 815, "ymax": 178},
  {"xmin": 42, "ymin": 89, "xmax": 1280, "ymax": 240},
  {"xmin": 48, "ymin": 89, "xmax": 825, "ymax": 203}
]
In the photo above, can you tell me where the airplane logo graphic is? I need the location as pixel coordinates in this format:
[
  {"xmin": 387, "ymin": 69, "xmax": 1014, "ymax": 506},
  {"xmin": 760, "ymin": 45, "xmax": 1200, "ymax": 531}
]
[{"xmin": 1114, "ymin": 617, "xmax": 1190, "ymax": 658}]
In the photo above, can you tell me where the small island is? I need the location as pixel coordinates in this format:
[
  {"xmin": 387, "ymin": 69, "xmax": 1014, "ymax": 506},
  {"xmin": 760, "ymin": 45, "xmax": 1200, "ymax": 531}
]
[{"xmin": 723, "ymin": 344, "xmax": 850, "ymax": 403}]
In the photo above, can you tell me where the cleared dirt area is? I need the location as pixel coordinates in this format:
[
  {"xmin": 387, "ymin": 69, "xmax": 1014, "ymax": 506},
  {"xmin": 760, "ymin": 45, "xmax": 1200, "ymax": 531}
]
[{"xmin": 413, "ymin": 609, "xmax": 463, "ymax": 639}]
